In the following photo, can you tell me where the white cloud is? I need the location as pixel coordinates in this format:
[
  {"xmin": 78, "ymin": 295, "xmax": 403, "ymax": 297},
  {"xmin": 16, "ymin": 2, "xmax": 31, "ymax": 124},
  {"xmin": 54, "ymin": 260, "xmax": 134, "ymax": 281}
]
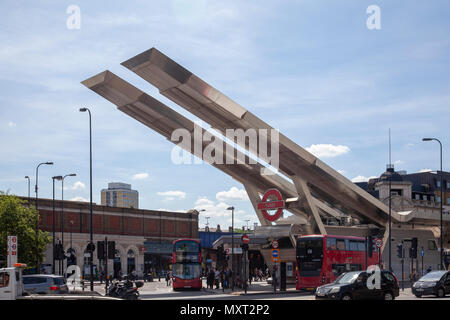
[
  {"xmin": 351, "ymin": 175, "xmax": 377, "ymax": 183},
  {"xmin": 306, "ymin": 144, "xmax": 350, "ymax": 158},
  {"xmin": 132, "ymin": 173, "xmax": 149, "ymax": 180},
  {"xmin": 72, "ymin": 181, "xmax": 86, "ymax": 190},
  {"xmin": 216, "ymin": 187, "xmax": 249, "ymax": 202},
  {"xmin": 419, "ymin": 168, "xmax": 432, "ymax": 173},
  {"xmin": 71, "ymin": 196, "xmax": 88, "ymax": 202},
  {"xmin": 157, "ymin": 190, "xmax": 186, "ymax": 201},
  {"xmin": 8, "ymin": 122, "xmax": 16, "ymax": 127}
]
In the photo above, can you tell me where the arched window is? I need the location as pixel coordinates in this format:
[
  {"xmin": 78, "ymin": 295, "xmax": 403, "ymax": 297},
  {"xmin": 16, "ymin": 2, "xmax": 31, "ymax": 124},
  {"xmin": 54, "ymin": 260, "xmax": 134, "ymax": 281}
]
[{"xmin": 127, "ymin": 249, "xmax": 136, "ymax": 275}]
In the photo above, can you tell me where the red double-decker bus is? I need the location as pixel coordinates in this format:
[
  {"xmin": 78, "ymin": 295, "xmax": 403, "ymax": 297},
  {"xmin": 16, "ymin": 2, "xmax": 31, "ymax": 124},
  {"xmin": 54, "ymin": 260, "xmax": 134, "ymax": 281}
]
[
  {"xmin": 172, "ymin": 239, "xmax": 202, "ymax": 290},
  {"xmin": 296, "ymin": 235, "xmax": 379, "ymax": 291}
]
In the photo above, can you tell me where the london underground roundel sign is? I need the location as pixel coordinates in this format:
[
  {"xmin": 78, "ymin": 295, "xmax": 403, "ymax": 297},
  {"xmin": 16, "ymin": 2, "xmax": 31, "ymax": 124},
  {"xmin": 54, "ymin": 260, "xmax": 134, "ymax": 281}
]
[{"xmin": 257, "ymin": 189, "xmax": 285, "ymax": 222}]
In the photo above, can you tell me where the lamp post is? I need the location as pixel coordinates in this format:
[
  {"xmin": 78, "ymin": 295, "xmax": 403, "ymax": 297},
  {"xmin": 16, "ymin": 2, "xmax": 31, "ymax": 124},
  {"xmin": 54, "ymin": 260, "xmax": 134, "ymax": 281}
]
[
  {"xmin": 245, "ymin": 219, "xmax": 250, "ymax": 232},
  {"xmin": 52, "ymin": 175, "xmax": 63, "ymax": 274},
  {"xmin": 35, "ymin": 161, "xmax": 53, "ymax": 272},
  {"xmin": 60, "ymin": 173, "xmax": 76, "ymax": 275},
  {"xmin": 227, "ymin": 206, "xmax": 235, "ymax": 290},
  {"xmin": 80, "ymin": 107, "xmax": 94, "ymax": 291},
  {"xmin": 25, "ymin": 176, "xmax": 30, "ymax": 199},
  {"xmin": 422, "ymin": 137, "xmax": 444, "ymax": 270}
]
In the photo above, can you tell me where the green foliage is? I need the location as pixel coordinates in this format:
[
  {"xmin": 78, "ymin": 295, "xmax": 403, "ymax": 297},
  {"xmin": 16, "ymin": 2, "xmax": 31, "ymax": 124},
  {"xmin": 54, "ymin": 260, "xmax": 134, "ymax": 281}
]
[{"xmin": 0, "ymin": 193, "xmax": 50, "ymax": 268}]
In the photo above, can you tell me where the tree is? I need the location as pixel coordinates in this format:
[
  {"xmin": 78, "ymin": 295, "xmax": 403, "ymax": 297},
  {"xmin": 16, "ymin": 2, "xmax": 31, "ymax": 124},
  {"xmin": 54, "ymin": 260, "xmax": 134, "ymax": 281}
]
[{"xmin": 0, "ymin": 193, "xmax": 50, "ymax": 268}]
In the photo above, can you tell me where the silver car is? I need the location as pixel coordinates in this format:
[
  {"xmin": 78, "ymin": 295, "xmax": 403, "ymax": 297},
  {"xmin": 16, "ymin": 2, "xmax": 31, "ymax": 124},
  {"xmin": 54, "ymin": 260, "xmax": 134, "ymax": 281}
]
[{"xmin": 23, "ymin": 275, "xmax": 69, "ymax": 294}]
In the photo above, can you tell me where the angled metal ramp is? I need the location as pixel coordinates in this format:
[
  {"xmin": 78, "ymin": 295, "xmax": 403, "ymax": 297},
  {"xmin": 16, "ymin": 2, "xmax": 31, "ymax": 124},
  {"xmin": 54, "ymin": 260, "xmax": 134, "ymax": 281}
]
[
  {"xmin": 120, "ymin": 48, "xmax": 395, "ymax": 228},
  {"xmin": 81, "ymin": 70, "xmax": 325, "ymax": 231}
]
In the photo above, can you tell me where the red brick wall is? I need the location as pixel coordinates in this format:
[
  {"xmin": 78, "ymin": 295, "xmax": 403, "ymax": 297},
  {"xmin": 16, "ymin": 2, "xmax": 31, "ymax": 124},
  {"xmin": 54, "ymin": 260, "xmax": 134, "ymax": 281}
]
[{"xmin": 32, "ymin": 198, "xmax": 198, "ymax": 239}]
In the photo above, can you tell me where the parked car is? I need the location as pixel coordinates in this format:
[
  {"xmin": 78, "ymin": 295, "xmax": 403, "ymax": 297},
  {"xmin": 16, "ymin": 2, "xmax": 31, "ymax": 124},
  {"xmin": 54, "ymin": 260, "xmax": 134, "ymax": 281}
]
[
  {"xmin": 22, "ymin": 275, "xmax": 69, "ymax": 294},
  {"xmin": 412, "ymin": 270, "xmax": 450, "ymax": 298},
  {"xmin": 315, "ymin": 270, "xmax": 399, "ymax": 300}
]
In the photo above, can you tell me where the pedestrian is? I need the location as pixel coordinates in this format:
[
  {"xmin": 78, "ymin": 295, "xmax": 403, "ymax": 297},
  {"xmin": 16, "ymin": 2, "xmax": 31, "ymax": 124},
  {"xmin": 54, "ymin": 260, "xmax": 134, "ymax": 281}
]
[
  {"xmin": 220, "ymin": 269, "xmax": 226, "ymax": 292},
  {"xmin": 215, "ymin": 269, "xmax": 220, "ymax": 289},
  {"xmin": 165, "ymin": 270, "xmax": 171, "ymax": 286},
  {"xmin": 208, "ymin": 269, "xmax": 215, "ymax": 290},
  {"xmin": 426, "ymin": 266, "xmax": 432, "ymax": 274}
]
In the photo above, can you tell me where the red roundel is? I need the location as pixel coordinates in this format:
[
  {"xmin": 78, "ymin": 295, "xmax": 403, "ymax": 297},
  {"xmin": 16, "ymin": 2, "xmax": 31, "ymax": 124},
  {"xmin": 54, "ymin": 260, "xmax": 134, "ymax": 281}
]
[{"xmin": 257, "ymin": 189, "xmax": 285, "ymax": 222}]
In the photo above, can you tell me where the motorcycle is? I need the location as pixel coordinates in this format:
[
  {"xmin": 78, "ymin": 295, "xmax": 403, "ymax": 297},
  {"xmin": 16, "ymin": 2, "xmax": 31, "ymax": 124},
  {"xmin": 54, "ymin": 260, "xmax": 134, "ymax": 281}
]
[{"xmin": 106, "ymin": 279, "xmax": 143, "ymax": 300}]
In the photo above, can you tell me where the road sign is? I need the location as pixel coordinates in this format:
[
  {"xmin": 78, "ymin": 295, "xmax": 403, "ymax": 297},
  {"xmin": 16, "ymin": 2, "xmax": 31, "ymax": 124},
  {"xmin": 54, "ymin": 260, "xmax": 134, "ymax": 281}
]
[
  {"xmin": 257, "ymin": 189, "xmax": 285, "ymax": 222},
  {"xmin": 242, "ymin": 234, "xmax": 250, "ymax": 244},
  {"xmin": 375, "ymin": 238, "xmax": 383, "ymax": 249},
  {"xmin": 271, "ymin": 249, "xmax": 280, "ymax": 263},
  {"xmin": 7, "ymin": 236, "xmax": 18, "ymax": 267},
  {"xmin": 271, "ymin": 240, "xmax": 279, "ymax": 249}
]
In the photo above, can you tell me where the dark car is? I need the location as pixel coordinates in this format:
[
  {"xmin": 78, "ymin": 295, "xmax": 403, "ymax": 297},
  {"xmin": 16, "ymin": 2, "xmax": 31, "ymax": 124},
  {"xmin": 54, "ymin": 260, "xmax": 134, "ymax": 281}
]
[
  {"xmin": 22, "ymin": 275, "xmax": 69, "ymax": 294},
  {"xmin": 315, "ymin": 270, "xmax": 400, "ymax": 300},
  {"xmin": 412, "ymin": 270, "xmax": 450, "ymax": 298}
]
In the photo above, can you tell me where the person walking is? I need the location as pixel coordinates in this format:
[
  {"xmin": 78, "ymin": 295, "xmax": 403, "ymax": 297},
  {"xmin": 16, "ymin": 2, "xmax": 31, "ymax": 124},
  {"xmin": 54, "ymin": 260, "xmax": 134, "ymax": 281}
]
[
  {"xmin": 214, "ymin": 269, "xmax": 220, "ymax": 289},
  {"xmin": 220, "ymin": 269, "xmax": 226, "ymax": 292},
  {"xmin": 165, "ymin": 270, "xmax": 171, "ymax": 286},
  {"xmin": 208, "ymin": 269, "xmax": 215, "ymax": 290}
]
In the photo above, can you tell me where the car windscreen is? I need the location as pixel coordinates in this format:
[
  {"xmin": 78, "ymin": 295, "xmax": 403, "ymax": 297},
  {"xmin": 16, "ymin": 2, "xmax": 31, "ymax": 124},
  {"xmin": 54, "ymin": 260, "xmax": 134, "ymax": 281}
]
[
  {"xmin": 419, "ymin": 271, "xmax": 446, "ymax": 282},
  {"xmin": 335, "ymin": 272, "xmax": 361, "ymax": 284},
  {"xmin": 296, "ymin": 238, "xmax": 323, "ymax": 276}
]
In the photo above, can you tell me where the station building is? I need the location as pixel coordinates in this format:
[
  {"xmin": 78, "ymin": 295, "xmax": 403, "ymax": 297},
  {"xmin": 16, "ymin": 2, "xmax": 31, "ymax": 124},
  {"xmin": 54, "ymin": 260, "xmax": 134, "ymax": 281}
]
[{"xmin": 26, "ymin": 197, "xmax": 198, "ymax": 278}]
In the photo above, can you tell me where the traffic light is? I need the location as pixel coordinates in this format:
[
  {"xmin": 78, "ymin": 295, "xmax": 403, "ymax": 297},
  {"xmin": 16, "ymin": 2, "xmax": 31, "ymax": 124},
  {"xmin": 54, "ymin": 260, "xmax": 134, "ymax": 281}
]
[
  {"xmin": 411, "ymin": 237, "xmax": 418, "ymax": 259},
  {"xmin": 54, "ymin": 243, "xmax": 65, "ymax": 260},
  {"xmin": 107, "ymin": 241, "xmax": 116, "ymax": 259},
  {"xmin": 397, "ymin": 243, "xmax": 403, "ymax": 258},
  {"xmin": 367, "ymin": 236, "xmax": 373, "ymax": 257},
  {"xmin": 97, "ymin": 241, "xmax": 105, "ymax": 260}
]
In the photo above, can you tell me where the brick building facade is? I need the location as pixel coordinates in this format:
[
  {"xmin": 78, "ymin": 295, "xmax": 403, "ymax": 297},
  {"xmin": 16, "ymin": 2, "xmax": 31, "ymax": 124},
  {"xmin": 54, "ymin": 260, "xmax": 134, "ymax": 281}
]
[{"xmin": 25, "ymin": 197, "xmax": 198, "ymax": 278}]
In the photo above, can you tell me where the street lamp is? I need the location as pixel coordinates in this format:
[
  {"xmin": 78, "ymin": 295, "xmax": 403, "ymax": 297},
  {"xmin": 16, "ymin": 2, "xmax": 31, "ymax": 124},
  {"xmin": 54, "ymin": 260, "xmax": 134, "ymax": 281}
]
[
  {"xmin": 69, "ymin": 220, "xmax": 74, "ymax": 267},
  {"xmin": 245, "ymin": 220, "xmax": 250, "ymax": 231},
  {"xmin": 60, "ymin": 173, "xmax": 76, "ymax": 275},
  {"xmin": 227, "ymin": 206, "xmax": 235, "ymax": 290},
  {"xmin": 35, "ymin": 161, "xmax": 53, "ymax": 272},
  {"xmin": 52, "ymin": 175, "xmax": 63, "ymax": 274},
  {"xmin": 422, "ymin": 137, "xmax": 444, "ymax": 270},
  {"xmin": 80, "ymin": 107, "xmax": 94, "ymax": 291},
  {"xmin": 25, "ymin": 176, "xmax": 30, "ymax": 199}
]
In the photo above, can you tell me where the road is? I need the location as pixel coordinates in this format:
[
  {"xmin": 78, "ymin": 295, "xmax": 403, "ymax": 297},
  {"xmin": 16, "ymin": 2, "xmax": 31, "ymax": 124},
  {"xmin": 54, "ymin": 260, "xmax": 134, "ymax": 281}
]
[{"xmin": 94, "ymin": 279, "xmax": 450, "ymax": 301}]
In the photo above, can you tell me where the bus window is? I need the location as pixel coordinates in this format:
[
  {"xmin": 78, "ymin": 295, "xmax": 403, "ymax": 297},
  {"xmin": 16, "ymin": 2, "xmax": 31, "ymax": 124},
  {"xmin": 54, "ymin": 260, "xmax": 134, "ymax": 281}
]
[
  {"xmin": 336, "ymin": 239, "xmax": 346, "ymax": 250},
  {"xmin": 357, "ymin": 241, "xmax": 366, "ymax": 251},
  {"xmin": 326, "ymin": 238, "xmax": 337, "ymax": 251},
  {"xmin": 349, "ymin": 241, "xmax": 358, "ymax": 251},
  {"xmin": 350, "ymin": 264, "xmax": 362, "ymax": 271},
  {"xmin": 332, "ymin": 264, "xmax": 347, "ymax": 276}
]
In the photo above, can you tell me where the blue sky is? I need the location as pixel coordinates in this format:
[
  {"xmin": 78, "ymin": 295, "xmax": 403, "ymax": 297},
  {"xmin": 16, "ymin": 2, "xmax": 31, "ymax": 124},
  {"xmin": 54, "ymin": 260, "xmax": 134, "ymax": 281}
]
[{"xmin": 1, "ymin": 1, "xmax": 449, "ymax": 230}]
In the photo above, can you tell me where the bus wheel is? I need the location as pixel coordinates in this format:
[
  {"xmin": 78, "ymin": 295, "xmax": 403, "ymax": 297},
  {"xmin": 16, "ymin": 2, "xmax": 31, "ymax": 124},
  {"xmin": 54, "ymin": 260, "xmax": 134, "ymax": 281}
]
[{"xmin": 341, "ymin": 294, "xmax": 352, "ymax": 301}]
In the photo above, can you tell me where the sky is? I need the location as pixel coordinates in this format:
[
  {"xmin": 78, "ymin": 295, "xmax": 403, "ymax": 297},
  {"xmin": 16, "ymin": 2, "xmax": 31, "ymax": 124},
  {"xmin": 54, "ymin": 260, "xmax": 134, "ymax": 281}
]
[{"xmin": 1, "ymin": 1, "xmax": 449, "ymax": 230}]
